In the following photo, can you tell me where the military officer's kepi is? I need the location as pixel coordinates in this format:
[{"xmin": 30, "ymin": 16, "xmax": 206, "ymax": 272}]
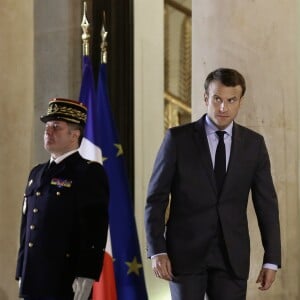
[{"xmin": 40, "ymin": 98, "xmax": 87, "ymax": 126}]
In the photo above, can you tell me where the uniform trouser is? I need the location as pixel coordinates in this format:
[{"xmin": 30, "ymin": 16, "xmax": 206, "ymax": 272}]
[{"xmin": 169, "ymin": 231, "xmax": 247, "ymax": 300}]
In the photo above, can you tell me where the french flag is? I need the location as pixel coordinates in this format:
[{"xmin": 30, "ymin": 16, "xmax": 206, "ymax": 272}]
[
  {"xmin": 79, "ymin": 56, "xmax": 148, "ymax": 300},
  {"xmin": 79, "ymin": 55, "xmax": 117, "ymax": 299}
]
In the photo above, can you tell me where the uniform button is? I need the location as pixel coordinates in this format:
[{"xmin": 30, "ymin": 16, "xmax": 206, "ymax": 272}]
[
  {"xmin": 56, "ymin": 191, "xmax": 61, "ymax": 196},
  {"xmin": 28, "ymin": 242, "xmax": 34, "ymax": 248},
  {"xmin": 36, "ymin": 191, "xmax": 41, "ymax": 196},
  {"xmin": 30, "ymin": 225, "xmax": 35, "ymax": 230},
  {"xmin": 33, "ymin": 208, "xmax": 39, "ymax": 213},
  {"xmin": 66, "ymin": 253, "xmax": 70, "ymax": 258}
]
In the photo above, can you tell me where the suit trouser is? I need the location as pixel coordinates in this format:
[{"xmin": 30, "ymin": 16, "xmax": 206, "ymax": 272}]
[{"xmin": 169, "ymin": 229, "xmax": 247, "ymax": 300}]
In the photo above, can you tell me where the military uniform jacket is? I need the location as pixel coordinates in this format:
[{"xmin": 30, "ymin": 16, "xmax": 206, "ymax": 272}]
[
  {"xmin": 16, "ymin": 152, "xmax": 109, "ymax": 297},
  {"xmin": 145, "ymin": 115, "xmax": 281, "ymax": 279}
]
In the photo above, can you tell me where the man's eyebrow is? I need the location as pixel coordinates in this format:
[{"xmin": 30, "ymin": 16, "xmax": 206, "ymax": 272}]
[{"xmin": 213, "ymin": 94, "xmax": 238, "ymax": 100}]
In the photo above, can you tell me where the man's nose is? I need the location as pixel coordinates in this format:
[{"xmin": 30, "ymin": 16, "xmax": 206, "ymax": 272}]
[
  {"xmin": 45, "ymin": 126, "xmax": 53, "ymax": 135},
  {"xmin": 219, "ymin": 101, "xmax": 228, "ymax": 112}
]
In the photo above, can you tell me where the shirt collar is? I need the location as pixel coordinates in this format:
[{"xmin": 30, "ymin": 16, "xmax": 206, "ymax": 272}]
[
  {"xmin": 204, "ymin": 115, "xmax": 233, "ymax": 137},
  {"xmin": 50, "ymin": 149, "xmax": 78, "ymax": 164}
]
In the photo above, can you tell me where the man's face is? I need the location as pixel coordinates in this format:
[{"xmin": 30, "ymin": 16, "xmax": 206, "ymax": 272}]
[
  {"xmin": 204, "ymin": 80, "xmax": 243, "ymax": 130},
  {"xmin": 44, "ymin": 120, "xmax": 79, "ymax": 158}
]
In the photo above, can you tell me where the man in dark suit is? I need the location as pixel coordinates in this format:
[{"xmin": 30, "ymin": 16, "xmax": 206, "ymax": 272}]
[
  {"xmin": 145, "ymin": 68, "xmax": 281, "ymax": 300},
  {"xmin": 16, "ymin": 98, "xmax": 109, "ymax": 300}
]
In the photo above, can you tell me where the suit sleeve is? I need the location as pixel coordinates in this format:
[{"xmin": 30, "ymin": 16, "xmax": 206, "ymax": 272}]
[
  {"xmin": 251, "ymin": 137, "xmax": 281, "ymax": 267},
  {"xmin": 145, "ymin": 129, "xmax": 176, "ymax": 258},
  {"xmin": 75, "ymin": 162, "xmax": 109, "ymax": 279}
]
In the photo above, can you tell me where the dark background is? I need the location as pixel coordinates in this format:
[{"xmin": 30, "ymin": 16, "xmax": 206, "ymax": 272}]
[{"xmin": 88, "ymin": 0, "xmax": 134, "ymax": 196}]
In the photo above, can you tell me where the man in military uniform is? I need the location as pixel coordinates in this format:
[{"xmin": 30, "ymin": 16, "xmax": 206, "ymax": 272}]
[{"xmin": 16, "ymin": 98, "xmax": 109, "ymax": 300}]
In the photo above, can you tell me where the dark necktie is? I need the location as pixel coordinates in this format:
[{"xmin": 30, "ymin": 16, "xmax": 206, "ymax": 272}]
[
  {"xmin": 214, "ymin": 131, "xmax": 226, "ymax": 194},
  {"xmin": 48, "ymin": 161, "xmax": 57, "ymax": 170},
  {"xmin": 43, "ymin": 161, "xmax": 57, "ymax": 177}
]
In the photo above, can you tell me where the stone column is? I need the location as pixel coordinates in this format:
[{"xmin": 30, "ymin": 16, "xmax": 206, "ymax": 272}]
[
  {"xmin": 0, "ymin": 1, "xmax": 34, "ymax": 299},
  {"xmin": 33, "ymin": 0, "xmax": 82, "ymax": 165},
  {"xmin": 192, "ymin": 1, "xmax": 299, "ymax": 299},
  {"xmin": 134, "ymin": 1, "xmax": 168, "ymax": 299},
  {"xmin": 0, "ymin": 1, "xmax": 82, "ymax": 299}
]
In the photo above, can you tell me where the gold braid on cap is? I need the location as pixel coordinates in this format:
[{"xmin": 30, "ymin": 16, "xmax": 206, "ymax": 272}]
[{"xmin": 48, "ymin": 103, "xmax": 87, "ymax": 123}]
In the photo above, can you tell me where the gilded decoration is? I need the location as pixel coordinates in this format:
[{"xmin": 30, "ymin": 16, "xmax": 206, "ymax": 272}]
[
  {"xmin": 164, "ymin": 0, "xmax": 191, "ymax": 131},
  {"xmin": 48, "ymin": 104, "xmax": 87, "ymax": 123}
]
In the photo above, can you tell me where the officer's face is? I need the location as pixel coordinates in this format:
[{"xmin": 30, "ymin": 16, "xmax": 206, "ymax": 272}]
[
  {"xmin": 44, "ymin": 120, "xmax": 79, "ymax": 158},
  {"xmin": 204, "ymin": 80, "xmax": 243, "ymax": 130}
]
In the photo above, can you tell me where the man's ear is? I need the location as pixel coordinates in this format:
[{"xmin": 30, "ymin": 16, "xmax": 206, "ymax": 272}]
[
  {"xmin": 204, "ymin": 93, "xmax": 208, "ymax": 105},
  {"xmin": 72, "ymin": 129, "xmax": 80, "ymax": 141}
]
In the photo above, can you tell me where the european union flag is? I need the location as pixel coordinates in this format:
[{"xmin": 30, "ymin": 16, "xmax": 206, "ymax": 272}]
[{"xmin": 96, "ymin": 63, "xmax": 148, "ymax": 300}]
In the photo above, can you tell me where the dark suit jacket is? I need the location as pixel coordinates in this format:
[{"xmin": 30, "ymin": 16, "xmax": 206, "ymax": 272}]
[
  {"xmin": 145, "ymin": 115, "xmax": 281, "ymax": 279},
  {"xmin": 16, "ymin": 152, "xmax": 109, "ymax": 297}
]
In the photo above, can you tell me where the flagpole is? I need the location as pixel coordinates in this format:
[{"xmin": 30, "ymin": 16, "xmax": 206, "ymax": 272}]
[
  {"xmin": 100, "ymin": 11, "xmax": 108, "ymax": 64},
  {"xmin": 81, "ymin": 1, "xmax": 90, "ymax": 57}
]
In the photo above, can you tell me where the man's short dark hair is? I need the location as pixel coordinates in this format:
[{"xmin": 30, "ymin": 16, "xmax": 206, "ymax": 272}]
[
  {"xmin": 204, "ymin": 68, "xmax": 246, "ymax": 97},
  {"xmin": 67, "ymin": 123, "xmax": 84, "ymax": 146}
]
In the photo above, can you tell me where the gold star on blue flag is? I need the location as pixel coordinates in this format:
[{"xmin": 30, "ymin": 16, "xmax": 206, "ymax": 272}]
[
  {"xmin": 114, "ymin": 144, "xmax": 124, "ymax": 157},
  {"xmin": 126, "ymin": 257, "xmax": 143, "ymax": 276}
]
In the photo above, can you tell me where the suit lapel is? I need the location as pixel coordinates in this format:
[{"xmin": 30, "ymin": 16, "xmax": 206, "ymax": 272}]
[
  {"xmin": 192, "ymin": 119, "xmax": 247, "ymax": 198},
  {"xmin": 220, "ymin": 123, "xmax": 244, "ymax": 197},
  {"xmin": 193, "ymin": 116, "xmax": 217, "ymax": 192}
]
